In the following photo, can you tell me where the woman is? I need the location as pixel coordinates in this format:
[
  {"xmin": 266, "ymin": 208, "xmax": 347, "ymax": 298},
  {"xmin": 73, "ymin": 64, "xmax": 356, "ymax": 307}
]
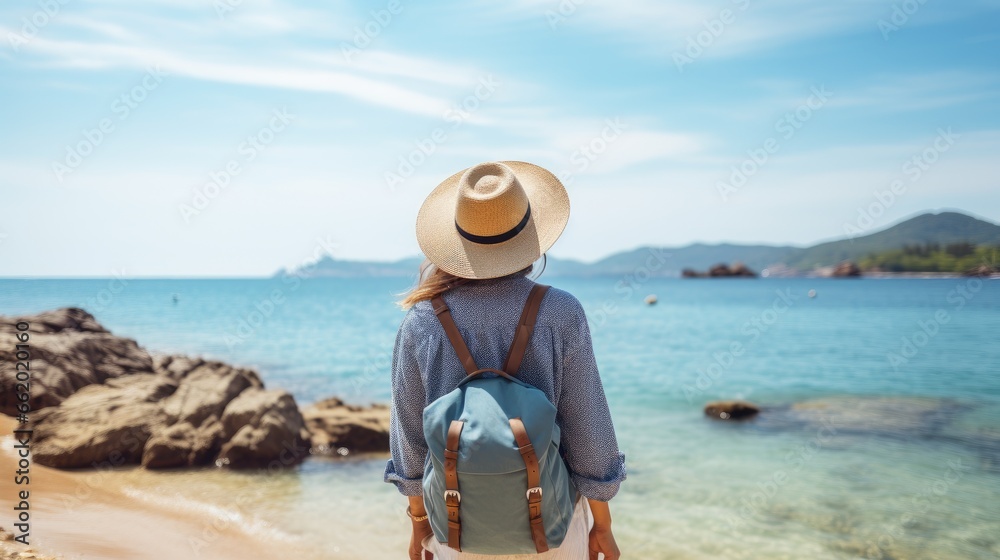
[{"xmin": 383, "ymin": 161, "xmax": 626, "ymax": 559}]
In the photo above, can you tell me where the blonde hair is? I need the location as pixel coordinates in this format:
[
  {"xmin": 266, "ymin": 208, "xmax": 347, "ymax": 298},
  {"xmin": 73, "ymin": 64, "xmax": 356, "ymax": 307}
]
[{"xmin": 396, "ymin": 256, "xmax": 546, "ymax": 310}]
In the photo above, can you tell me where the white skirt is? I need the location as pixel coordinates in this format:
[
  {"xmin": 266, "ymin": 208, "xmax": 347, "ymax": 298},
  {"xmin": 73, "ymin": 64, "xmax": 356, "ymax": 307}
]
[{"xmin": 421, "ymin": 495, "xmax": 593, "ymax": 560}]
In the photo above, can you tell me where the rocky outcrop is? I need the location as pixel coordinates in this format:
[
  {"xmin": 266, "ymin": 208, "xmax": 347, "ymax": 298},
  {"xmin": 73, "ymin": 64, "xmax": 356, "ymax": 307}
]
[
  {"xmin": 832, "ymin": 261, "xmax": 862, "ymax": 277},
  {"xmin": 682, "ymin": 262, "xmax": 757, "ymax": 278},
  {"xmin": 0, "ymin": 307, "xmax": 153, "ymax": 415},
  {"xmin": 302, "ymin": 397, "xmax": 390, "ymax": 455},
  {"xmin": 704, "ymin": 400, "xmax": 760, "ymax": 421},
  {"xmin": 963, "ymin": 264, "xmax": 998, "ymax": 277},
  {"xmin": 2, "ymin": 308, "xmax": 313, "ymax": 470}
]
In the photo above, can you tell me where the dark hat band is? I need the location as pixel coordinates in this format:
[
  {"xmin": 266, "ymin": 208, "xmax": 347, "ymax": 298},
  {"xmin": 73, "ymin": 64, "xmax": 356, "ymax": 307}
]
[{"xmin": 455, "ymin": 204, "xmax": 531, "ymax": 245}]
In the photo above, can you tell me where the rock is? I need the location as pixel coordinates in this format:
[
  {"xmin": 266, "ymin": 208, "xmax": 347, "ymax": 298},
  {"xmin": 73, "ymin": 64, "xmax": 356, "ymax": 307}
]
[
  {"xmin": 5, "ymin": 307, "xmax": 386, "ymax": 472},
  {"xmin": 963, "ymin": 264, "xmax": 998, "ymax": 277},
  {"xmin": 216, "ymin": 389, "xmax": 310, "ymax": 468},
  {"xmin": 219, "ymin": 388, "xmax": 309, "ymax": 468},
  {"xmin": 683, "ymin": 263, "xmax": 757, "ymax": 278},
  {"xmin": 33, "ymin": 365, "xmax": 300, "ymax": 470},
  {"xmin": 190, "ymin": 416, "xmax": 227, "ymax": 465},
  {"xmin": 708, "ymin": 264, "xmax": 732, "ymax": 277},
  {"xmin": 6, "ymin": 307, "xmax": 108, "ymax": 334},
  {"xmin": 833, "ymin": 261, "xmax": 862, "ymax": 277},
  {"xmin": 704, "ymin": 400, "xmax": 760, "ymax": 421},
  {"xmin": 152, "ymin": 354, "xmax": 205, "ymax": 381},
  {"xmin": 302, "ymin": 397, "xmax": 390, "ymax": 454},
  {"xmin": 26, "ymin": 344, "xmax": 300, "ymax": 471},
  {"xmin": 161, "ymin": 364, "xmax": 261, "ymax": 426},
  {"xmin": 0, "ymin": 308, "xmax": 154, "ymax": 415},
  {"xmin": 728, "ymin": 262, "xmax": 756, "ymax": 277},
  {"xmin": 142, "ymin": 422, "xmax": 196, "ymax": 469},
  {"xmin": 32, "ymin": 374, "xmax": 175, "ymax": 468}
]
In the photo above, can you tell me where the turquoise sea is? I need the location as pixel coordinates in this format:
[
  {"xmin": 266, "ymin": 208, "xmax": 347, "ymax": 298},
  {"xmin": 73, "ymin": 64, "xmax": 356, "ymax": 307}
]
[{"xmin": 2, "ymin": 276, "xmax": 999, "ymax": 559}]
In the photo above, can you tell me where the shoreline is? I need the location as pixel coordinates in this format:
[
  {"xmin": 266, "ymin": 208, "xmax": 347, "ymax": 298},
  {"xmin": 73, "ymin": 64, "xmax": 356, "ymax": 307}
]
[{"xmin": 0, "ymin": 414, "xmax": 313, "ymax": 560}]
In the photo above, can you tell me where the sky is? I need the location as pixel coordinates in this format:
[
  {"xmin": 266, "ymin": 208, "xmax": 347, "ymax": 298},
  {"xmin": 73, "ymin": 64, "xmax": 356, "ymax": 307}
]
[{"xmin": 2, "ymin": 0, "xmax": 999, "ymax": 277}]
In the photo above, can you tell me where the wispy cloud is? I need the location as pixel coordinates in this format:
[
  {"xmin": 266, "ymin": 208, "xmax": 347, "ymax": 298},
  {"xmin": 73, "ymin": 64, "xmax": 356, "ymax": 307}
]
[
  {"xmin": 493, "ymin": 0, "xmax": 999, "ymax": 60},
  {"xmin": 0, "ymin": 0, "xmax": 482, "ymax": 117},
  {"xmin": 828, "ymin": 71, "xmax": 1000, "ymax": 112},
  {"xmin": 1, "ymin": 27, "xmax": 457, "ymax": 117}
]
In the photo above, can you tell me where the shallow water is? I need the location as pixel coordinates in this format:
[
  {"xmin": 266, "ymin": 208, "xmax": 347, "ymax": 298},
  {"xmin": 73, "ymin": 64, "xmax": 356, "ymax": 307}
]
[{"xmin": 3, "ymin": 276, "xmax": 998, "ymax": 559}]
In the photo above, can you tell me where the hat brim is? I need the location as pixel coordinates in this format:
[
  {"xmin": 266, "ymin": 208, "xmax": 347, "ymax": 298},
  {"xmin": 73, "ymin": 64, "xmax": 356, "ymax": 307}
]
[{"xmin": 415, "ymin": 161, "xmax": 570, "ymax": 279}]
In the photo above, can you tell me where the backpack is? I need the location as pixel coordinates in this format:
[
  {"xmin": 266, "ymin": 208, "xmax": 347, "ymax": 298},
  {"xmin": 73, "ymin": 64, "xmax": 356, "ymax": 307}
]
[{"xmin": 421, "ymin": 283, "xmax": 579, "ymax": 554}]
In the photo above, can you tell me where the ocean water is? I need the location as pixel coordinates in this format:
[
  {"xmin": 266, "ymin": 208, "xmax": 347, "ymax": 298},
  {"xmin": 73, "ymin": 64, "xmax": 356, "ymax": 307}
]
[{"xmin": 2, "ymin": 276, "xmax": 999, "ymax": 559}]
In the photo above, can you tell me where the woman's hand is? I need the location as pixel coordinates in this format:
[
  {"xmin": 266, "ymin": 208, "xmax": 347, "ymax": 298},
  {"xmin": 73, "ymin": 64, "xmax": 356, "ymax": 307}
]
[
  {"xmin": 587, "ymin": 498, "xmax": 620, "ymax": 560},
  {"xmin": 407, "ymin": 496, "xmax": 434, "ymax": 560},
  {"xmin": 588, "ymin": 523, "xmax": 620, "ymax": 560},
  {"xmin": 409, "ymin": 518, "xmax": 434, "ymax": 560},
  {"xmin": 406, "ymin": 496, "xmax": 434, "ymax": 560}
]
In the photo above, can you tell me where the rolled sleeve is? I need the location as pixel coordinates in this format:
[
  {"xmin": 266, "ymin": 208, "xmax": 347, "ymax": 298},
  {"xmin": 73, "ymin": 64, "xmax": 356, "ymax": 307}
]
[
  {"xmin": 383, "ymin": 457, "xmax": 424, "ymax": 496},
  {"xmin": 383, "ymin": 309, "xmax": 428, "ymax": 496},
  {"xmin": 555, "ymin": 298, "xmax": 628, "ymax": 502}
]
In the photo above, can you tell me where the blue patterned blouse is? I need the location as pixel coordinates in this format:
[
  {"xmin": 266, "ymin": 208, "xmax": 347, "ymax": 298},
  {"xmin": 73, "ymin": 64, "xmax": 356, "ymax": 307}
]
[{"xmin": 383, "ymin": 272, "xmax": 627, "ymax": 502}]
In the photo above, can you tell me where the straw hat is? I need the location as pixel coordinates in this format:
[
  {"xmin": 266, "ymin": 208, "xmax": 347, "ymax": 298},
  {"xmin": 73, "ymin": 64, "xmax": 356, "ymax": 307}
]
[{"xmin": 416, "ymin": 161, "xmax": 570, "ymax": 279}]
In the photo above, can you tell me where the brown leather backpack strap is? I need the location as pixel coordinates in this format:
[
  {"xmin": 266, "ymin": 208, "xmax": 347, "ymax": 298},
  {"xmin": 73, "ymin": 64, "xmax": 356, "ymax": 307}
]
[
  {"xmin": 509, "ymin": 417, "xmax": 549, "ymax": 553},
  {"xmin": 502, "ymin": 284, "xmax": 550, "ymax": 375},
  {"xmin": 432, "ymin": 296, "xmax": 478, "ymax": 375},
  {"xmin": 443, "ymin": 419, "xmax": 465, "ymax": 551}
]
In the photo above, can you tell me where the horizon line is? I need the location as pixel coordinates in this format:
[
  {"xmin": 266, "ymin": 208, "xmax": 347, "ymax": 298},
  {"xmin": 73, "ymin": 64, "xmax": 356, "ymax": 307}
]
[{"xmin": 1, "ymin": 208, "xmax": 994, "ymax": 279}]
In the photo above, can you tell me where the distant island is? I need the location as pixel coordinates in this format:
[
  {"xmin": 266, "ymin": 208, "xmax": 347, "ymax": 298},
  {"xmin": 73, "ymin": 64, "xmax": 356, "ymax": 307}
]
[
  {"xmin": 681, "ymin": 263, "xmax": 757, "ymax": 278},
  {"xmin": 274, "ymin": 210, "xmax": 1000, "ymax": 279}
]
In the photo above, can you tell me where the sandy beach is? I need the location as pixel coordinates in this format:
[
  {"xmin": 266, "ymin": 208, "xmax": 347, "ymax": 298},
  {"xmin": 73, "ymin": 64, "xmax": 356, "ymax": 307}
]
[{"xmin": 0, "ymin": 414, "xmax": 311, "ymax": 560}]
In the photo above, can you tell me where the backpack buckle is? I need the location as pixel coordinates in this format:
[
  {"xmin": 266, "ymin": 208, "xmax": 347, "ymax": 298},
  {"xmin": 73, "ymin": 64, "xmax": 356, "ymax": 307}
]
[
  {"xmin": 526, "ymin": 486, "xmax": 543, "ymax": 501},
  {"xmin": 444, "ymin": 489, "xmax": 462, "ymax": 504}
]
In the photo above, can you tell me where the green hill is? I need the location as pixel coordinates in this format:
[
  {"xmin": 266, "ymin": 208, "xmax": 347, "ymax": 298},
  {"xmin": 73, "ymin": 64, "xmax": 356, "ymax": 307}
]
[
  {"xmin": 859, "ymin": 243, "xmax": 1000, "ymax": 273},
  {"xmin": 583, "ymin": 243, "xmax": 798, "ymax": 277},
  {"xmin": 785, "ymin": 211, "xmax": 1000, "ymax": 269}
]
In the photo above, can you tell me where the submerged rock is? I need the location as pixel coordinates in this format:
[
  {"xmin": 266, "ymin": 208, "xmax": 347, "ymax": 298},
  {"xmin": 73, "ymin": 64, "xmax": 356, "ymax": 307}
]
[
  {"xmin": 704, "ymin": 400, "xmax": 760, "ymax": 421},
  {"xmin": 706, "ymin": 395, "xmax": 998, "ymax": 469},
  {"xmin": 779, "ymin": 395, "xmax": 963, "ymax": 437}
]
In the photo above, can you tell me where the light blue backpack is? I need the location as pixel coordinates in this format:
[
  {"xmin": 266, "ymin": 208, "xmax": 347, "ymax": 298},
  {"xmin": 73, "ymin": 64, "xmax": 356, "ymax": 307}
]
[{"xmin": 422, "ymin": 284, "xmax": 579, "ymax": 554}]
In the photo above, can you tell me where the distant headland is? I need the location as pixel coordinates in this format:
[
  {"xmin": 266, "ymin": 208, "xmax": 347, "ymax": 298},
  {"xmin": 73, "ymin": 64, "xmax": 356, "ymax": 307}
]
[{"xmin": 274, "ymin": 210, "xmax": 1000, "ymax": 279}]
